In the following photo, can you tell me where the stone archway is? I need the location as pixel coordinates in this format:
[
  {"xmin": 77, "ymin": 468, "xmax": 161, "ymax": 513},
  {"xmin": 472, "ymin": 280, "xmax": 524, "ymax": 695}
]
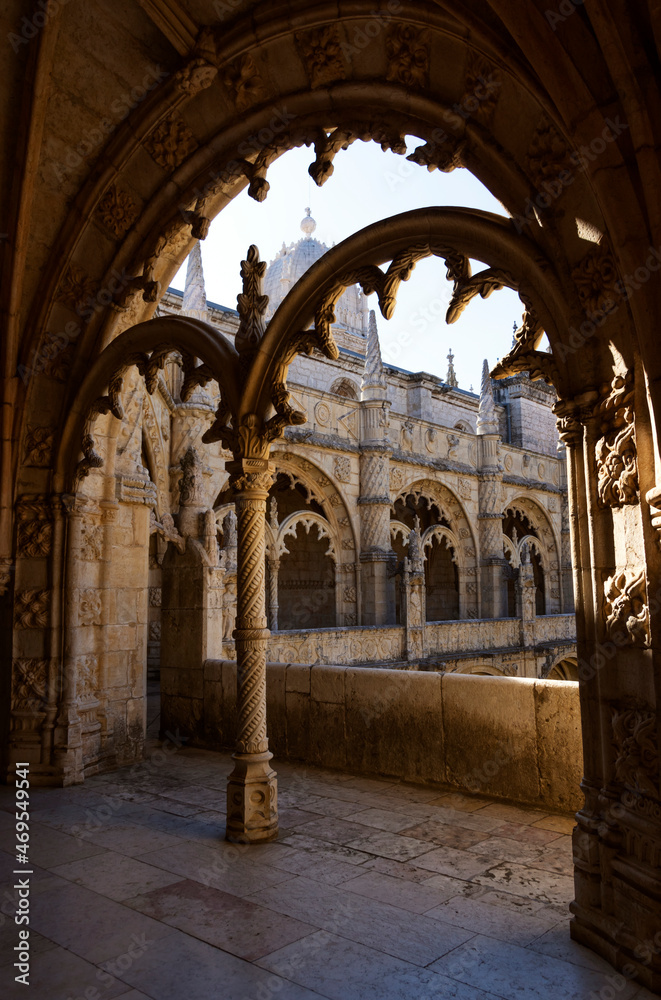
[
  {"xmin": 393, "ymin": 477, "xmax": 479, "ymax": 619},
  {"xmin": 503, "ymin": 495, "xmax": 562, "ymax": 614},
  {"xmin": 4, "ymin": 5, "xmax": 661, "ymax": 974}
]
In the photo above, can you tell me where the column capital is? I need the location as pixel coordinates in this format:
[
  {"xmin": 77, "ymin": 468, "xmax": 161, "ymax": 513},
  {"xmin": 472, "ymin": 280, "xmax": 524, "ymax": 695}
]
[{"xmin": 225, "ymin": 458, "xmax": 274, "ymax": 496}]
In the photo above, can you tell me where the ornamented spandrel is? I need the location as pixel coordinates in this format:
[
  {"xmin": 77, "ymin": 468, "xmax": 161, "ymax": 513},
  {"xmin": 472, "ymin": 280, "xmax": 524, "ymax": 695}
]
[
  {"xmin": 612, "ymin": 707, "xmax": 659, "ymax": 799},
  {"xmin": 604, "ymin": 570, "xmax": 650, "ymax": 647},
  {"xmin": 295, "ymin": 25, "xmax": 346, "ymax": 88},
  {"xmin": 14, "ymin": 590, "xmax": 50, "ymax": 629}
]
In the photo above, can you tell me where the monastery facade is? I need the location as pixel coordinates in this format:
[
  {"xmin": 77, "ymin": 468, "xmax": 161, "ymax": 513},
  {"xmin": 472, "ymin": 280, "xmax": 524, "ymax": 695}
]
[{"xmin": 149, "ymin": 210, "xmax": 576, "ymax": 680}]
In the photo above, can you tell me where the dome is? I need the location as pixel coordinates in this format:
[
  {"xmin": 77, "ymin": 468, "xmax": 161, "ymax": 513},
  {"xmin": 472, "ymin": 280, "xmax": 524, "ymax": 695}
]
[{"xmin": 264, "ymin": 210, "xmax": 368, "ymax": 337}]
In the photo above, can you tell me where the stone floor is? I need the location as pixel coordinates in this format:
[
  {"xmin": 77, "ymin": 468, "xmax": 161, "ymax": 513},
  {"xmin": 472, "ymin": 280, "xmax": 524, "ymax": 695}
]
[{"xmin": 0, "ymin": 723, "xmax": 658, "ymax": 999}]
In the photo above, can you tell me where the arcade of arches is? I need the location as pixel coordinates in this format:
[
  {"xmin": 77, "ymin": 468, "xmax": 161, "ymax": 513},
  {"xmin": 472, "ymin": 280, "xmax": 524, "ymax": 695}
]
[{"xmin": 3, "ymin": 0, "xmax": 661, "ymax": 991}]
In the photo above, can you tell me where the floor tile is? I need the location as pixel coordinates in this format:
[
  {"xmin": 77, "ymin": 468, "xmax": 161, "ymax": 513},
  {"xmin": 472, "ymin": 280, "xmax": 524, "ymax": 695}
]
[
  {"xmin": 1, "ymin": 944, "xmax": 128, "ymax": 1000},
  {"xmin": 342, "ymin": 869, "xmax": 459, "ymax": 912},
  {"xmin": 400, "ymin": 820, "xmax": 489, "ymax": 850},
  {"xmin": 531, "ymin": 814, "xmax": 576, "ymax": 835},
  {"xmin": 280, "ymin": 832, "xmax": 374, "ymax": 865},
  {"xmin": 490, "ymin": 822, "xmax": 563, "ymax": 846},
  {"xmin": 259, "ymin": 930, "xmax": 499, "ymax": 1000},
  {"xmin": 472, "ymin": 861, "xmax": 576, "ymax": 906},
  {"xmin": 344, "ymin": 830, "xmax": 435, "ymax": 862},
  {"xmin": 126, "ymin": 878, "xmax": 315, "ymax": 960},
  {"xmin": 28, "ymin": 880, "xmax": 174, "ymax": 963},
  {"xmin": 430, "ymin": 934, "xmax": 642, "ymax": 999},
  {"xmin": 51, "ymin": 851, "xmax": 185, "ymax": 901},
  {"xmin": 253, "ymin": 875, "xmax": 475, "ymax": 967},
  {"xmin": 101, "ymin": 926, "xmax": 324, "ymax": 1000},
  {"xmin": 289, "ymin": 815, "xmax": 374, "ymax": 845},
  {"xmin": 411, "ymin": 844, "xmax": 496, "ymax": 879},
  {"xmin": 342, "ymin": 807, "xmax": 416, "ymax": 833},
  {"xmin": 138, "ymin": 840, "xmax": 296, "ymax": 896},
  {"xmin": 425, "ymin": 893, "xmax": 561, "ymax": 947}
]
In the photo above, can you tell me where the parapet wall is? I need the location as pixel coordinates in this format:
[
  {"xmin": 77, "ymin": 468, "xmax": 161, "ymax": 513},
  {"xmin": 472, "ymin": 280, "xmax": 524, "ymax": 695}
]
[{"xmin": 193, "ymin": 661, "xmax": 582, "ymax": 813}]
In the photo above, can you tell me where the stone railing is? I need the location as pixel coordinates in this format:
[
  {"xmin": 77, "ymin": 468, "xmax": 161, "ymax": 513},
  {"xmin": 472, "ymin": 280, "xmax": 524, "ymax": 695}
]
[
  {"xmin": 531, "ymin": 613, "xmax": 577, "ymax": 643},
  {"xmin": 198, "ymin": 661, "xmax": 582, "ymax": 812},
  {"xmin": 221, "ymin": 614, "xmax": 576, "ymax": 666}
]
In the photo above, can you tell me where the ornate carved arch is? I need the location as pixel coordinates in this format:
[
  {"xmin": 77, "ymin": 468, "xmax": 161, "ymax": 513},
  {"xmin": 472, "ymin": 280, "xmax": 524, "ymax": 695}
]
[
  {"xmin": 504, "ymin": 494, "xmax": 561, "ymax": 612},
  {"xmin": 393, "ymin": 477, "xmax": 478, "ymax": 618},
  {"xmin": 272, "ymin": 449, "xmax": 358, "ymax": 625}
]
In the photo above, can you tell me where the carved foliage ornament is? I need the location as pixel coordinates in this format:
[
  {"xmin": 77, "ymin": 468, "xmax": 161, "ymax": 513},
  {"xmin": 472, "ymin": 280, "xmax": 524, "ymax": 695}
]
[
  {"xmin": 572, "ymin": 242, "xmax": 618, "ymax": 318},
  {"xmin": 604, "ymin": 570, "xmax": 650, "ymax": 647},
  {"xmin": 17, "ymin": 496, "xmax": 53, "ymax": 557},
  {"xmin": 14, "ymin": 590, "xmax": 50, "ymax": 629},
  {"xmin": 461, "ymin": 51, "xmax": 501, "ymax": 127},
  {"xmin": 12, "ymin": 658, "xmax": 47, "ymax": 712},
  {"xmin": 296, "ymin": 25, "xmax": 346, "ymax": 88},
  {"xmin": 612, "ymin": 707, "xmax": 659, "ymax": 799},
  {"xmin": 23, "ymin": 425, "xmax": 55, "ymax": 467},
  {"xmin": 96, "ymin": 184, "xmax": 138, "ymax": 239},
  {"xmin": 525, "ymin": 119, "xmax": 572, "ymax": 190},
  {"xmin": 385, "ymin": 24, "xmax": 429, "ymax": 88},
  {"xmin": 221, "ymin": 53, "xmax": 264, "ymax": 112},
  {"xmin": 594, "ymin": 373, "xmax": 638, "ymax": 508},
  {"xmin": 144, "ymin": 113, "xmax": 198, "ymax": 171}
]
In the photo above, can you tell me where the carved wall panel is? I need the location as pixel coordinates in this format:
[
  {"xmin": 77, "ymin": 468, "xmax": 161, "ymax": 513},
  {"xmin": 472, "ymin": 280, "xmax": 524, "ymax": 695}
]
[
  {"xmin": 221, "ymin": 53, "xmax": 265, "ymax": 110},
  {"xmin": 14, "ymin": 589, "xmax": 50, "ymax": 629},
  {"xmin": 79, "ymin": 589, "xmax": 102, "ymax": 626},
  {"xmin": 12, "ymin": 659, "xmax": 47, "ymax": 712},
  {"xmin": 385, "ymin": 24, "xmax": 428, "ymax": 88},
  {"xmin": 23, "ymin": 426, "xmax": 55, "ymax": 466},
  {"xmin": 17, "ymin": 496, "xmax": 53, "ymax": 557},
  {"xmin": 80, "ymin": 523, "xmax": 104, "ymax": 562},
  {"xmin": 604, "ymin": 570, "xmax": 650, "ymax": 647},
  {"xmin": 296, "ymin": 25, "xmax": 346, "ymax": 88},
  {"xmin": 612, "ymin": 707, "xmax": 659, "ymax": 799},
  {"xmin": 334, "ymin": 456, "xmax": 351, "ymax": 482},
  {"xmin": 96, "ymin": 184, "xmax": 138, "ymax": 239},
  {"xmin": 143, "ymin": 113, "xmax": 198, "ymax": 171}
]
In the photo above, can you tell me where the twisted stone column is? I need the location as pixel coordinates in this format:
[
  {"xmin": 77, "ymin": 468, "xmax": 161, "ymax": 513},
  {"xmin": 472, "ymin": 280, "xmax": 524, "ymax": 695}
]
[
  {"xmin": 225, "ymin": 459, "xmax": 278, "ymax": 843},
  {"xmin": 267, "ymin": 556, "xmax": 279, "ymax": 632}
]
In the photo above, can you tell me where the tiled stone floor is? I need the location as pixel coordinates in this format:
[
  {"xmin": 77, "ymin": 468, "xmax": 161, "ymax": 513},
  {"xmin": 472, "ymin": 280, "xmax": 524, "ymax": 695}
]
[{"xmin": 0, "ymin": 736, "xmax": 657, "ymax": 999}]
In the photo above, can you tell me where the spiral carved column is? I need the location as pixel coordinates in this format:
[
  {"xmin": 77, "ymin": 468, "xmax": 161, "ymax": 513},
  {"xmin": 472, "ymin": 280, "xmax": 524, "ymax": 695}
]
[{"xmin": 225, "ymin": 459, "xmax": 278, "ymax": 843}]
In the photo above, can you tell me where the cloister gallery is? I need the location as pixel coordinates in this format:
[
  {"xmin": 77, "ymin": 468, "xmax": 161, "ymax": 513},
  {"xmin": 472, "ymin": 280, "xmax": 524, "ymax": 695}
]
[{"xmin": 1, "ymin": 0, "xmax": 661, "ymax": 996}]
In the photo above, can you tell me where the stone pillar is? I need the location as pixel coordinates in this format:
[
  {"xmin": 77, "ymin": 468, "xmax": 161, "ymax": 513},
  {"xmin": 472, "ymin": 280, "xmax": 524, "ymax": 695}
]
[
  {"xmin": 477, "ymin": 360, "xmax": 506, "ymax": 618},
  {"xmin": 52, "ymin": 494, "xmax": 88, "ymax": 785},
  {"xmin": 402, "ymin": 519, "xmax": 425, "ymax": 662},
  {"xmin": 557, "ymin": 440, "xmax": 575, "ymax": 613},
  {"xmin": 516, "ymin": 543, "xmax": 537, "ymax": 674},
  {"xmin": 225, "ymin": 459, "xmax": 278, "ymax": 844},
  {"xmin": 267, "ymin": 555, "xmax": 279, "ymax": 632},
  {"xmin": 359, "ymin": 309, "xmax": 395, "ymax": 625}
]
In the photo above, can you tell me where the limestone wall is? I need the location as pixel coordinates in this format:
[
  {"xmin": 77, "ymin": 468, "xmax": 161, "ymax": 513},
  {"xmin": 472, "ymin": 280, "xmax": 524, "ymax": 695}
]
[{"xmin": 200, "ymin": 662, "xmax": 582, "ymax": 812}]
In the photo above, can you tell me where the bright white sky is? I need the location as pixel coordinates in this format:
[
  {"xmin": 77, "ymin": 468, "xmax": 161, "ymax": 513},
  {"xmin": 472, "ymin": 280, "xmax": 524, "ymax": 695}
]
[{"xmin": 171, "ymin": 138, "xmax": 524, "ymax": 392}]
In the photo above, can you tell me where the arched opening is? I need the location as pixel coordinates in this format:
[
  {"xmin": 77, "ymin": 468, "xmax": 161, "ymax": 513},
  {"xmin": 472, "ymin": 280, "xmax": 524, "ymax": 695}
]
[
  {"xmin": 424, "ymin": 532, "xmax": 460, "ymax": 621},
  {"xmin": 278, "ymin": 521, "xmax": 336, "ymax": 629}
]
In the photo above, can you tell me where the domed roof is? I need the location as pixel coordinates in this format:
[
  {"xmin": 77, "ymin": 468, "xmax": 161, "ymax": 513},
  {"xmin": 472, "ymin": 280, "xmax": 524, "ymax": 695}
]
[{"xmin": 264, "ymin": 210, "xmax": 368, "ymax": 337}]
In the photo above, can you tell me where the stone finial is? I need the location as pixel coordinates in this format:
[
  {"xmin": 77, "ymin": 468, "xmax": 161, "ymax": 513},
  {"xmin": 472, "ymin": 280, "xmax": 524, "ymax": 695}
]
[
  {"xmin": 182, "ymin": 240, "xmax": 208, "ymax": 322},
  {"xmin": 445, "ymin": 348, "xmax": 459, "ymax": 387},
  {"xmin": 477, "ymin": 359, "xmax": 499, "ymax": 435},
  {"xmin": 361, "ymin": 309, "xmax": 387, "ymax": 394},
  {"xmin": 300, "ymin": 206, "xmax": 316, "ymax": 237}
]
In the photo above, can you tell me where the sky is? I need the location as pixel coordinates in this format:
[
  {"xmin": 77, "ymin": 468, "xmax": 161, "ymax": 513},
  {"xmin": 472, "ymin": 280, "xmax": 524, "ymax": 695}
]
[{"xmin": 170, "ymin": 138, "xmax": 524, "ymax": 392}]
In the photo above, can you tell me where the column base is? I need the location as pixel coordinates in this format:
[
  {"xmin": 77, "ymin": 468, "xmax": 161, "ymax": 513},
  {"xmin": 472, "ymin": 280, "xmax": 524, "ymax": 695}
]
[{"xmin": 226, "ymin": 750, "xmax": 278, "ymax": 843}]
